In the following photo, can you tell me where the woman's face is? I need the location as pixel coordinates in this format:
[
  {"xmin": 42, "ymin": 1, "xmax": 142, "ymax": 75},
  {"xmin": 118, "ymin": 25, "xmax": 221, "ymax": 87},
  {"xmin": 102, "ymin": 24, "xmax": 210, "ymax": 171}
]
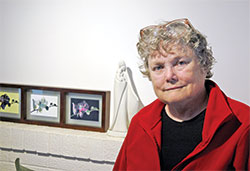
[{"xmin": 148, "ymin": 45, "xmax": 207, "ymax": 105}]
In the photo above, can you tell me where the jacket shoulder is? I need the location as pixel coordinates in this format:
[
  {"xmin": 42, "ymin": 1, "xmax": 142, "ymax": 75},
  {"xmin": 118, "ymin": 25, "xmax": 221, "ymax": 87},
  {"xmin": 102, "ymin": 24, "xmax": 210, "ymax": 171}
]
[{"xmin": 130, "ymin": 99, "xmax": 164, "ymax": 128}]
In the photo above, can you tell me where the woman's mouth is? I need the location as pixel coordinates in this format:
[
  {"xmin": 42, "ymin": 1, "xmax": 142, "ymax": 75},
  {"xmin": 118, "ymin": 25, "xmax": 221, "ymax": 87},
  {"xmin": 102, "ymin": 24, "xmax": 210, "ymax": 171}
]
[{"xmin": 164, "ymin": 86, "xmax": 185, "ymax": 91}]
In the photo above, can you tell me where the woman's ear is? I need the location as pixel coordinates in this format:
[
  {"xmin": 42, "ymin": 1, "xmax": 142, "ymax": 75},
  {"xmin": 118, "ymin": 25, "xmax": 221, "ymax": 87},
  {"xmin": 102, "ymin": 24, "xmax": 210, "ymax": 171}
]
[
  {"xmin": 148, "ymin": 75, "xmax": 152, "ymax": 81},
  {"xmin": 202, "ymin": 67, "xmax": 209, "ymax": 79}
]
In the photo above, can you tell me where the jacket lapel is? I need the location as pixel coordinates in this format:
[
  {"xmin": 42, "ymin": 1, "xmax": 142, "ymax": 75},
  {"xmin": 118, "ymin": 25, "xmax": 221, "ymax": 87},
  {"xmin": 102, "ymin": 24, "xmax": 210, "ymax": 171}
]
[
  {"xmin": 202, "ymin": 81, "xmax": 233, "ymax": 142},
  {"xmin": 173, "ymin": 80, "xmax": 235, "ymax": 169},
  {"xmin": 138, "ymin": 99, "xmax": 164, "ymax": 151}
]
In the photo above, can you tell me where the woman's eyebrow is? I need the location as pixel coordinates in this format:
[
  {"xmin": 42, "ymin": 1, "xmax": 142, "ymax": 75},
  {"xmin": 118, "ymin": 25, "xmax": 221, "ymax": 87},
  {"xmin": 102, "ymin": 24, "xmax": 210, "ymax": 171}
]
[{"xmin": 150, "ymin": 60, "xmax": 165, "ymax": 66}]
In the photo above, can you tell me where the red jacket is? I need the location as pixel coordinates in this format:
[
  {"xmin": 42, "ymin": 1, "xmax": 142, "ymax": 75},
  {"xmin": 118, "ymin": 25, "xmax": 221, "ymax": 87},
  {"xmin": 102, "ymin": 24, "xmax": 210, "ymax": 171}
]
[{"xmin": 113, "ymin": 81, "xmax": 250, "ymax": 170}]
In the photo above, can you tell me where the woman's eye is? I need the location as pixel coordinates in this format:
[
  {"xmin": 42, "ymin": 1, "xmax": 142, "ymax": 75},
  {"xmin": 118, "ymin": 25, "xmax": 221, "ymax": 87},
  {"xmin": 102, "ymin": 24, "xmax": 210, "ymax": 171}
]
[
  {"xmin": 176, "ymin": 59, "xmax": 190, "ymax": 67},
  {"xmin": 153, "ymin": 65, "xmax": 164, "ymax": 71},
  {"xmin": 178, "ymin": 61, "xmax": 187, "ymax": 65}
]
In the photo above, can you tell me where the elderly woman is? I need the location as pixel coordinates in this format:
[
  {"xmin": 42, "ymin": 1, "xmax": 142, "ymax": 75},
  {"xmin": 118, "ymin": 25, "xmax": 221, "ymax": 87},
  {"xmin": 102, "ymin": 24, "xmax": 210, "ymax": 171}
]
[{"xmin": 113, "ymin": 18, "xmax": 249, "ymax": 170}]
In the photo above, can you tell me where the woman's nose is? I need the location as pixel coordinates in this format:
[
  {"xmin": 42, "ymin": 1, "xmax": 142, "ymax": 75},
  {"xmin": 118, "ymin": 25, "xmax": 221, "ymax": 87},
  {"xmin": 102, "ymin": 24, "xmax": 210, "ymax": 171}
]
[{"xmin": 164, "ymin": 66, "xmax": 178, "ymax": 83}]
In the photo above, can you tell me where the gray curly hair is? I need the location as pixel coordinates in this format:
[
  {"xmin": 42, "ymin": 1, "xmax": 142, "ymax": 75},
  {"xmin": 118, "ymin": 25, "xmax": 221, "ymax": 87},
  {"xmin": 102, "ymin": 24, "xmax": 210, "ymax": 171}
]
[{"xmin": 136, "ymin": 18, "xmax": 215, "ymax": 79}]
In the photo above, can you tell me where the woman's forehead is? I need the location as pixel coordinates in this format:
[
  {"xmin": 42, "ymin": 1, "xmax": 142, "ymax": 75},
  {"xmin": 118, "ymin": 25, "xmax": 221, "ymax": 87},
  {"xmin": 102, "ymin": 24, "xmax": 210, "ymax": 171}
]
[{"xmin": 150, "ymin": 43, "xmax": 194, "ymax": 59}]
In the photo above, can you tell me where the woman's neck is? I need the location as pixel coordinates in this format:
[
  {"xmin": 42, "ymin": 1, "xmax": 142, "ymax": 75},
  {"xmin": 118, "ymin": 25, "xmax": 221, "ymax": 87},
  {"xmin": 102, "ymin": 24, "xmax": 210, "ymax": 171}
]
[{"xmin": 164, "ymin": 88, "xmax": 208, "ymax": 122}]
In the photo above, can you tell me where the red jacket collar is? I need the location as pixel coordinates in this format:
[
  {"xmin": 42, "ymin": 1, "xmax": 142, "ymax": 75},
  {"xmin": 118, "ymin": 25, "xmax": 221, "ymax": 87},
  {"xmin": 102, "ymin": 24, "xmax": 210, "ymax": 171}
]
[
  {"xmin": 202, "ymin": 80, "xmax": 233, "ymax": 142},
  {"xmin": 136, "ymin": 80, "xmax": 234, "ymax": 148}
]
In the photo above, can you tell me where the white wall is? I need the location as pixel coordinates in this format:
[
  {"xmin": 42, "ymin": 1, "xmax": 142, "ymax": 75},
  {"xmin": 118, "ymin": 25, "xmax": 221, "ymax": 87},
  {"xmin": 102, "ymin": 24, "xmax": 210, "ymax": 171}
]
[
  {"xmin": 0, "ymin": 0, "xmax": 249, "ymax": 170},
  {"xmin": 0, "ymin": 0, "xmax": 249, "ymax": 125}
]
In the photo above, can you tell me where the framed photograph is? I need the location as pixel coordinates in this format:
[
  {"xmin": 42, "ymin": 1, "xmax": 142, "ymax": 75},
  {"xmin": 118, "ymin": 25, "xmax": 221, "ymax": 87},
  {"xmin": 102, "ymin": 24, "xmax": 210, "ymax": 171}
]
[
  {"xmin": 26, "ymin": 89, "xmax": 60, "ymax": 123},
  {"xmin": 0, "ymin": 86, "xmax": 21, "ymax": 119},
  {"xmin": 0, "ymin": 83, "xmax": 110, "ymax": 132},
  {"xmin": 65, "ymin": 91, "xmax": 110, "ymax": 131}
]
